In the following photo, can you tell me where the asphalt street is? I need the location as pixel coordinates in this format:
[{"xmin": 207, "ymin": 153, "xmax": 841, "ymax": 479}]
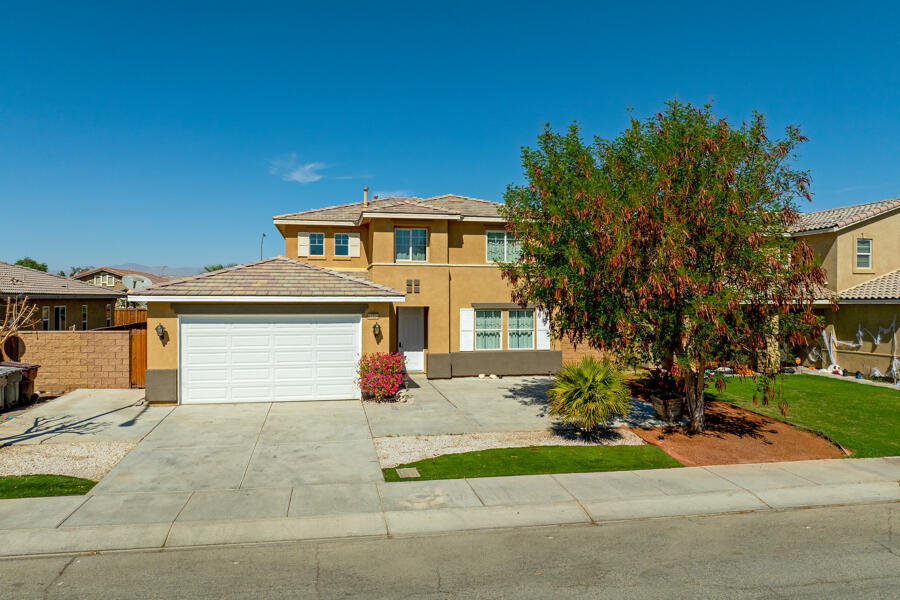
[{"xmin": 1, "ymin": 501, "xmax": 897, "ymax": 599}]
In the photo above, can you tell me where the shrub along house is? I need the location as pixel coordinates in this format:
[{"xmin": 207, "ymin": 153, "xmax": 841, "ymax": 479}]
[
  {"xmin": 135, "ymin": 191, "xmax": 580, "ymax": 405},
  {"xmin": 789, "ymin": 197, "xmax": 900, "ymax": 378}
]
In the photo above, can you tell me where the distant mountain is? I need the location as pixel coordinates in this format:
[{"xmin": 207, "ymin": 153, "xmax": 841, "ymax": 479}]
[{"xmin": 109, "ymin": 263, "xmax": 203, "ymax": 278}]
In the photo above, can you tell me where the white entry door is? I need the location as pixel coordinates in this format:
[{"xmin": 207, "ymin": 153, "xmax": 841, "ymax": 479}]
[
  {"xmin": 397, "ymin": 307, "xmax": 425, "ymax": 372},
  {"xmin": 179, "ymin": 314, "xmax": 361, "ymax": 403}
]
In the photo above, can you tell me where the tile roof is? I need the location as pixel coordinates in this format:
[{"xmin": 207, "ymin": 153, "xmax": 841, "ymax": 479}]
[
  {"xmin": 130, "ymin": 256, "xmax": 404, "ymax": 298},
  {"xmin": 74, "ymin": 266, "xmax": 170, "ymax": 285},
  {"xmin": 789, "ymin": 197, "xmax": 900, "ymax": 234},
  {"xmin": 274, "ymin": 194, "xmax": 503, "ymax": 223},
  {"xmin": 0, "ymin": 262, "xmax": 124, "ymax": 299},
  {"xmin": 839, "ymin": 269, "xmax": 900, "ymax": 301}
]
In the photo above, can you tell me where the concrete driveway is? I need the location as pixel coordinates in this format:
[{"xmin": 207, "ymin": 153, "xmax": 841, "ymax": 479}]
[
  {"xmin": 0, "ymin": 389, "xmax": 168, "ymax": 446},
  {"xmin": 92, "ymin": 401, "xmax": 383, "ymax": 494}
]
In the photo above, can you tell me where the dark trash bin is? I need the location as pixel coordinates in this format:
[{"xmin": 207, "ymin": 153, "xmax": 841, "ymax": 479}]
[{"xmin": 0, "ymin": 361, "xmax": 40, "ymax": 403}]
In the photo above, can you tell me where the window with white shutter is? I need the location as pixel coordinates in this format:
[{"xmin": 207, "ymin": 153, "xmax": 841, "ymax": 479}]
[
  {"xmin": 298, "ymin": 232, "xmax": 310, "ymax": 257},
  {"xmin": 459, "ymin": 308, "xmax": 475, "ymax": 351}
]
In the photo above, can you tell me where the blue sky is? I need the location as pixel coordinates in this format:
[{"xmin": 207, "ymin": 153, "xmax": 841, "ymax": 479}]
[{"xmin": 2, "ymin": 1, "xmax": 898, "ymax": 272}]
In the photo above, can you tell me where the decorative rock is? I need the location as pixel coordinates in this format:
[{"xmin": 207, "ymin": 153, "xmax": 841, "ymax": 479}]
[{"xmin": 396, "ymin": 467, "xmax": 421, "ymax": 478}]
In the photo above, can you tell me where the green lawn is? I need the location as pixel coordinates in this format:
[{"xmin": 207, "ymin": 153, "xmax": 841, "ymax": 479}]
[
  {"xmin": 0, "ymin": 475, "xmax": 96, "ymax": 499},
  {"xmin": 706, "ymin": 373, "xmax": 900, "ymax": 458},
  {"xmin": 382, "ymin": 445, "xmax": 682, "ymax": 482}
]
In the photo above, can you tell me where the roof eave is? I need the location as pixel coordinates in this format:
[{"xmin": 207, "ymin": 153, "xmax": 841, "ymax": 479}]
[
  {"xmin": 128, "ymin": 294, "xmax": 406, "ymax": 303},
  {"xmin": 273, "ymin": 219, "xmax": 358, "ymax": 227},
  {"xmin": 837, "ymin": 298, "xmax": 900, "ymax": 304},
  {"xmin": 359, "ymin": 212, "xmax": 461, "ymax": 221}
]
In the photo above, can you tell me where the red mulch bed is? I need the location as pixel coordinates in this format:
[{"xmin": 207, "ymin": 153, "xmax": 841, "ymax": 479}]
[{"xmin": 629, "ymin": 400, "xmax": 845, "ymax": 466}]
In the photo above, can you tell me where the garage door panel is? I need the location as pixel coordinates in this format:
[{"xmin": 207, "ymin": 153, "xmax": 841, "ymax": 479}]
[
  {"xmin": 183, "ymin": 352, "xmax": 229, "ymax": 367},
  {"xmin": 230, "ymin": 334, "xmax": 272, "ymax": 347},
  {"xmin": 184, "ymin": 335, "xmax": 229, "ymax": 349},
  {"xmin": 273, "ymin": 350, "xmax": 313, "ymax": 363},
  {"xmin": 180, "ymin": 315, "xmax": 360, "ymax": 404}
]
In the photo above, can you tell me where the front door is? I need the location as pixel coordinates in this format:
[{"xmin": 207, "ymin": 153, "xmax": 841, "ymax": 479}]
[{"xmin": 397, "ymin": 307, "xmax": 425, "ymax": 372}]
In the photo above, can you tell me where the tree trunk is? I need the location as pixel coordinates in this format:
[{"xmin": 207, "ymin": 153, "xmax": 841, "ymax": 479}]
[{"xmin": 684, "ymin": 370, "xmax": 705, "ymax": 433}]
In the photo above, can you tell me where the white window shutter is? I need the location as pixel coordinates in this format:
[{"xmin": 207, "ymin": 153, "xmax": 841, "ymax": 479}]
[
  {"xmin": 536, "ymin": 309, "xmax": 551, "ymax": 350},
  {"xmin": 298, "ymin": 232, "xmax": 310, "ymax": 257},
  {"xmin": 459, "ymin": 308, "xmax": 475, "ymax": 351},
  {"xmin": 348, "ymin": 232, "xmax": 361, "ymax": 257}
]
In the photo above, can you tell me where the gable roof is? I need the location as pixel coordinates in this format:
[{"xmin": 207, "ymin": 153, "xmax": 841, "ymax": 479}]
[
  {"xmin": 74, "ymin": 266, "xmax": 170, "ymax": 285},
  {"xmin": 273, "ymin": 194, "xmax": 503, "ymax": 224},
  {"xmin": 128, "ymin": 256, "xmax": 405, "ymax": 302},
  {"xmin": 789, "ymin": 197, "xmax": 900, "ymax": 234},
  {"xmin": 839, "ymin": 269, "xmax": 900, "ymax": 302},
  {"xmin": 0, "ymin": 262, "xmax": 124, "ymax": 299}
]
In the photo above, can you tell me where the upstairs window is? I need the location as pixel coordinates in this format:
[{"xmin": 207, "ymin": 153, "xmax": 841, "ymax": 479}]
[
  {"xmin": 334, "ymin": 233, "xmax": 349, "ymax": 256},
  {"xmin": 309, "ymin": 233, "xmax": 325, "ymax": 256},
  {"xmin": 486, "ymin": 230, "xmax": 521, "ymax": 263},
  {"xmin": 856, "ymin": 238, "xmax": 872, "ymax": 269},
  {"xmin": 475, "ymin": 309, "xmax": 502, "ymax": 350},
  {"xmin": 395, "ymin": 228, "xmax": 427, "ymax": 262}
]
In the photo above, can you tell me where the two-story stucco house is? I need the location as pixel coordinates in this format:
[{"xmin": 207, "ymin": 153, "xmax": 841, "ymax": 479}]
[
  {"xmin": 789, "ymin": 197, "xmax": 900, "ymax": 378},
  {"xmin": 134, "ymin": 192, "xmax": 573, "ymax": 405}
]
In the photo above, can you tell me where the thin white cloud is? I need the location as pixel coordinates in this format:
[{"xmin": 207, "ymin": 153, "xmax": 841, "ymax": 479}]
[
  {"xmin": 373, "ymin": 189, "xmax": 413, "ymax": 198},
  {"xmin": 269, "ymin": 154, "xmax": 328, "ymax": 184}
]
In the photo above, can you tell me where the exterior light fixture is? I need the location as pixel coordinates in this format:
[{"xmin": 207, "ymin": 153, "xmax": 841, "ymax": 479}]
[
  {"xmin": 372, "ymin": 322, "xmax": 381, "ymax": 337},
  {"xmin": 155, "ymin": 323, "xmax": 165, "ymax": 340}
]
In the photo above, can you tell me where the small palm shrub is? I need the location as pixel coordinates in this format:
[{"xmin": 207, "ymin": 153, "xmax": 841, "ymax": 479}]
[
  {"xmin": 548, "ymin": 357, "xmax": 630, "ymax": 434},
  {"xmin": 358, "ymin": 352, "xmax": 406, "ymax": 401}
]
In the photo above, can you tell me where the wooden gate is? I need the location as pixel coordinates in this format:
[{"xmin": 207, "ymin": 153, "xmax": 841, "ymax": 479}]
[{"xmin": 129, "ymin": 328, "xmax": 147, "ymax": 388}]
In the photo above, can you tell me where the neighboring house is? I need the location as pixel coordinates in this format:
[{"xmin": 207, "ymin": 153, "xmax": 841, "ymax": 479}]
[
  {"xmin": 133, "ymin": 191, "xmax": 579, "ymax": 405},
  {"xmin": 73, "ymin": 266, "xmax": 169, "ymax": 291},
  {"xmin": 0, "ymin": 261, "xmax": 124, "ymax": 331},
  {"xmin": 789, "ymin": 197, "xmax": 900, "ymax": 378}
]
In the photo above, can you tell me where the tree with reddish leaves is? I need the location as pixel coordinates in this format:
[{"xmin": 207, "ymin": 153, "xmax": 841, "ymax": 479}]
[{"xmin": 501, "ymin": 101, "xmax": 827, "ymax": 432}]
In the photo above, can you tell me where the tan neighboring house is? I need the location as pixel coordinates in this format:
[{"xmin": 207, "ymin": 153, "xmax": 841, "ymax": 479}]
[
  {"xmin": 1, "ymin": 261, "xmax": 123, "ymax": 332},
  {"xmin": 73, "ymin": 266, "xmax": 170, "ymax": 291},
  {"xmin": 789, "ymin": 197, "xmax": 900, "ymax": 378},
  {"xmin": 133, "ymin": 192, "xmax": 577, "ymax": 405}
]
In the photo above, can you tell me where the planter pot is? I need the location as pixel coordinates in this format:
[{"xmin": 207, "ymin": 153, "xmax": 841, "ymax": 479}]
[{"xmin": 651, "ymin": 393, "xmax": 684, "ymax": 422}]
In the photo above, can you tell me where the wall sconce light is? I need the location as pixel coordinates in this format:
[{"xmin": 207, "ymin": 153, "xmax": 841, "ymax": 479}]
[
  {"xmin": 372, "ymin": 322, "xmax": 381, "ymax": 337},
  {"xmin": 155, "ymin": 323, "xmax": 165, "ymax": 340}
]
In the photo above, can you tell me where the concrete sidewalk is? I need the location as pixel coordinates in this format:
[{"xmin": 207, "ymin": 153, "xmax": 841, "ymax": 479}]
[{"xmin": 0, "ymin": 456, "xmax": 897, "ymax": 557}]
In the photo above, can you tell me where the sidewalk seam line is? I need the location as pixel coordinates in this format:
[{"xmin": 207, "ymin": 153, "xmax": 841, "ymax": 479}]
[
  {"xmin": 463, "ymin": 479, "xmax": 487, "ymax": 506},
  {"xmin": 238, "ymin": 403, "xmax": 272, "ymax": 489},
  {"xmin": 550, "ymin": 474, "xmax": 595, "ymax": 522},
  {"xmin": 55, "ymin": 495, "xmax": 93, "ymax": 528},
  {"xmin": 374, "ymin": 483, "xmax": 392, "ymax": 537},
  {"xmin": 163, "ymin": 491, "xmax": 194, "ymax": 547}
]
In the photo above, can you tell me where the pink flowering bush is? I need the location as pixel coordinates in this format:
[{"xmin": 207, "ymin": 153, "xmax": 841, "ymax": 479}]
[{"xmin": 357, "ymin": 352, "xmax": 406, "ymax": 401}]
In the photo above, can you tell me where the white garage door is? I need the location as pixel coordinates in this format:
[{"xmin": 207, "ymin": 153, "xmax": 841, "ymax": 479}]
[{"xmin": 179, "ymin": 314, "xmax": 361, "ymax": 404}]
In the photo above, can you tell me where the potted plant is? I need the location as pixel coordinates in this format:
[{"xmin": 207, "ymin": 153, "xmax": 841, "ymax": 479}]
[{"xmin": 647, "ymin": 366, "xmax": 684, "ymax": 422}]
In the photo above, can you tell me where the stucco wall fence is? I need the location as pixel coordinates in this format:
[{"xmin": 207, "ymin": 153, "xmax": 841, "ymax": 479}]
[{"xmin": 16, "ymin": 330, "xmax": 131, "ymax": 395}]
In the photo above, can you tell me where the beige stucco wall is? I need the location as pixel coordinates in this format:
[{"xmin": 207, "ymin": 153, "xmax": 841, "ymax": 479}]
[
  {"xmin": 833, "ymin": 209, "xmax": 900, "ymax": 291},
  {"xmin": 826, "ymin": 304, "xmax": 899, "ymax": 376},
  {"xmin": 145, "ymin": 301, "xmax": 393, "ymax": 371},
  {"xmin": 277, "ymin": 223, "xmax": 371, "ymax": 272},
  {"xmin": 798, "ymin": 208, "xmax": 900, "ymax": 293},
  {"xmin": 278, "ymin": 217, "xmax": 547, "ymax": 363}
]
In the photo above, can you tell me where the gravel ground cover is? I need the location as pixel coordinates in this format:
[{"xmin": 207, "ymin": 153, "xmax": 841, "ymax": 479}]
[
  {"xmin": 0, "ymin": 442, "xmax": 136, "ymax": 481},
  {"xmin": 374, "ymin": 427, "xmax": 645, "ymax": 468}
]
